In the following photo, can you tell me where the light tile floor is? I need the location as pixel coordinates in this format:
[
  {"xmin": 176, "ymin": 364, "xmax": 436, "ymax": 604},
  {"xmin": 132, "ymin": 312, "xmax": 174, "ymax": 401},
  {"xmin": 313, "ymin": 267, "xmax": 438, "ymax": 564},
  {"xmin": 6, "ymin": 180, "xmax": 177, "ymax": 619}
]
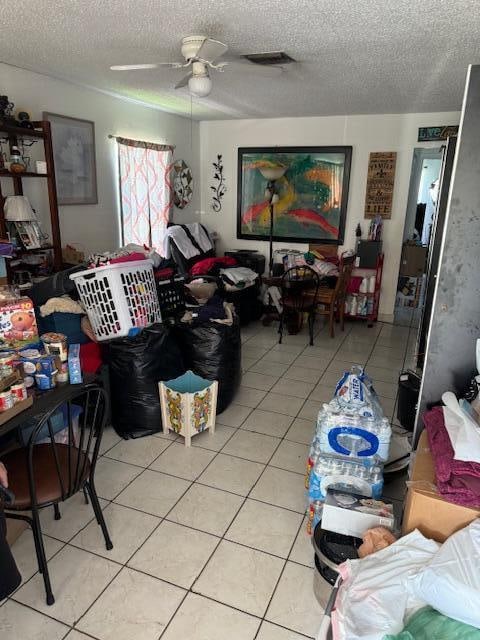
[{"xmin": 1, "ymin": 318, "xmax": 414, "ymax": 639}]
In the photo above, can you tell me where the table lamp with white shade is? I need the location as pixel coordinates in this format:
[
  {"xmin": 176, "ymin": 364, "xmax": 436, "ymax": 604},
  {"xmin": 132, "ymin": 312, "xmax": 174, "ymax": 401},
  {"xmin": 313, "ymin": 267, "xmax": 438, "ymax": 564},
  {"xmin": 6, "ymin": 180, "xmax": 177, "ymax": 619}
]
[
  {"xmin": 258, "ymin": 165, "xmax": 287, "ymax": 276},
  {"xmin": 4, "ymin": 196, "xmax": 36, "ymax": 221}
]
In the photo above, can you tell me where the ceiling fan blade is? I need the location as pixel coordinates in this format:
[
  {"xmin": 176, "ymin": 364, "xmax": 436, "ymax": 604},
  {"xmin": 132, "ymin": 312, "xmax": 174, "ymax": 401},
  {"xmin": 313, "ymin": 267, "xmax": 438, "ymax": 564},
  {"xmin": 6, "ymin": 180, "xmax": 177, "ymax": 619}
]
[
  {"xmin": 226, "ymin": 60, "xmax": 284, "ymax": 77},
  {"xmin": 110, "ymin": 64, "xmax": 159, "ymax": 71},
  {"xmin": 110, "ymin": 62, "xmax": 184, "ymax": 71},
  {"xmin": 175, "ymin": 72, "xmax": 193, "ymax": 89},
  {"xmin": 196, "ymin": 38, "xmax": 228, "ymax": 62}
]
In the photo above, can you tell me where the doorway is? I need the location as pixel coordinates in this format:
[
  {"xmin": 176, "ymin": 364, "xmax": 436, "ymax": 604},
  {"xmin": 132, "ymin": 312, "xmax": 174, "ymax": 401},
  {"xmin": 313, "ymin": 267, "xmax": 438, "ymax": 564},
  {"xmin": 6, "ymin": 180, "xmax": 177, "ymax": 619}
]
[{"xmin": 394, "ymin": 147, "xmax": 443, "ymax": 327}]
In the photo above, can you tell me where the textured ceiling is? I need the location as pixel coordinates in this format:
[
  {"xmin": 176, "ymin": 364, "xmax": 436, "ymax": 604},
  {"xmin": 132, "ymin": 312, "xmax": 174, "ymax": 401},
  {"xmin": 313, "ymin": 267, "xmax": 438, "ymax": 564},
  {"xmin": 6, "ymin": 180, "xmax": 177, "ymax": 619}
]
[{"xmin": 0, "ymin": 0, "xmax": 478, "ymax": 120}]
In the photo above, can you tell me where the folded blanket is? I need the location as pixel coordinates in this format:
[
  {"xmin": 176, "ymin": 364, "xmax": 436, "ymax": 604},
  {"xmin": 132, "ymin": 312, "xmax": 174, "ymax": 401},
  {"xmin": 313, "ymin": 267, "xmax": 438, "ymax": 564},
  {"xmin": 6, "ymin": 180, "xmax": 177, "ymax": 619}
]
[
  {"xmin": 40, "ymin": 295, "xmax": 84, "ymax": 317},
  {"xmin": 424, "ymin": 406, "xmax": 480, "ymax": 507}
]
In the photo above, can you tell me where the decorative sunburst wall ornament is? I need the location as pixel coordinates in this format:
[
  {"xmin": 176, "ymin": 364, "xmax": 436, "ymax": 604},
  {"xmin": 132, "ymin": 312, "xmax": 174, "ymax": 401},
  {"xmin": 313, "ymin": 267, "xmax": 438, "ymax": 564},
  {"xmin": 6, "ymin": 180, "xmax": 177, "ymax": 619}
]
[{"xmin": 210, "ymin": 154, "xmax": 226, "ymax": 212}]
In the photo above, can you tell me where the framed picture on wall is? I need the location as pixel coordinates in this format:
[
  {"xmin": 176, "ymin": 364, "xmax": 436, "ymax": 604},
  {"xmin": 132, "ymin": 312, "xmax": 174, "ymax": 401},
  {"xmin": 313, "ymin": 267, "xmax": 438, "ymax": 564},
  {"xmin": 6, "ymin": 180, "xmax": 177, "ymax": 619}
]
[
  {"xmin": 43, "ymin": 112, "xmax": 98, "ymax": 205},
  {"xmin": 237, "ymin": 146, "xmax": 352, "ymax": 244}
]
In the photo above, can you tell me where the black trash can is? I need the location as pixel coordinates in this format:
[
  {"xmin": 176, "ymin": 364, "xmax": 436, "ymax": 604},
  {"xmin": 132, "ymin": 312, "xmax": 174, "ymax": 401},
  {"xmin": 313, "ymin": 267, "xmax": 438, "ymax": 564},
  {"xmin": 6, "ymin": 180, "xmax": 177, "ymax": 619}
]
[
  {"xmin": 312, "ymin": 524, "xmax": 361, "ymax": 586},
  {"xmin": 397, "ymin": 371, "xmax": 421, "ymax": 432}
]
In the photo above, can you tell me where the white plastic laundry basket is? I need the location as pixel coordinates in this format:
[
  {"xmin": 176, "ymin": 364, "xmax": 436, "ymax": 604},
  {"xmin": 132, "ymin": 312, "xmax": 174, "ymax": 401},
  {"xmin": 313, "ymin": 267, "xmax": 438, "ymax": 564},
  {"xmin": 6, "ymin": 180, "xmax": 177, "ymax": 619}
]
[{"xmin": 70, "ymin": 260, "xmax": 161, "ymax": 341}]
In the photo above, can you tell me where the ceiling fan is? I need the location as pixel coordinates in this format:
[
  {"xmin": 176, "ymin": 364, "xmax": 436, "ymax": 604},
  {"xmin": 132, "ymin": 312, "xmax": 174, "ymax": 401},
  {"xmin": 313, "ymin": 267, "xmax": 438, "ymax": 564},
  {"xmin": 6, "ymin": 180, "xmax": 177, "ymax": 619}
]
[{"xmin": 110, "ymin": 35, "xmax": 284, "ymax": 98}]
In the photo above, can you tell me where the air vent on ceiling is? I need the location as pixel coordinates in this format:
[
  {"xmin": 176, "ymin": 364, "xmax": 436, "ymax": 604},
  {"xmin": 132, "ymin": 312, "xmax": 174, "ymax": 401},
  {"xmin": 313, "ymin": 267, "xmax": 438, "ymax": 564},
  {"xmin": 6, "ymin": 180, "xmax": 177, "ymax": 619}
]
[{"xmin": 242, "ymin": 51, "xmax": 295, "ymax": 65}]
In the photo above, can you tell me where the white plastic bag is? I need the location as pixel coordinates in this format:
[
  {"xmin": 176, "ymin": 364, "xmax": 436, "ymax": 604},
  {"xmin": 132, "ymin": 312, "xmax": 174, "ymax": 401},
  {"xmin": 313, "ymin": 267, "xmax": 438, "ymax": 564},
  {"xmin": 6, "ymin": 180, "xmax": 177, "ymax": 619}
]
[
  {"xmin": 331, "ymin": 530, "xmax": 440, "ymax": 640},
  {"xmin": 410, "ymin": 519, "xmax": 480, "ymax": 628}
]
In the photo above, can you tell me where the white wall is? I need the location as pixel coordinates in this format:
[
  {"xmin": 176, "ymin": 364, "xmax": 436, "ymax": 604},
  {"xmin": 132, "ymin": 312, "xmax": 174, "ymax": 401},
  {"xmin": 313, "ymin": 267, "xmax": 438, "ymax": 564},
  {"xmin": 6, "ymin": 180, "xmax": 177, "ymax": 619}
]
[
  {"xmin": 0, "ymin": 63, "xmax": 200, "ymax": 254},
  {"xmin": 199, "ymin": 112, "xmax": 459, "ymax": 318}
]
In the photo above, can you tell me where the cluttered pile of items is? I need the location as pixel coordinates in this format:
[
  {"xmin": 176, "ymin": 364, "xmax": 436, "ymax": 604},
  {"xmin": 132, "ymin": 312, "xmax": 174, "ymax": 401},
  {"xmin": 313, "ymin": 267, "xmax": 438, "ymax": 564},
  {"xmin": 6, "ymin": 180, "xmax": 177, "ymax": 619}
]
[
  {"xmin": 0, "ymin": 237, "xmax": 247, "ymax": 444},
  {"xmin": 307, "ymin": 359, "xmax": 480, "ymax": 639},
  {"xmin": 0, "ymin": 286, "xmax": 83, "ymax": 423}
]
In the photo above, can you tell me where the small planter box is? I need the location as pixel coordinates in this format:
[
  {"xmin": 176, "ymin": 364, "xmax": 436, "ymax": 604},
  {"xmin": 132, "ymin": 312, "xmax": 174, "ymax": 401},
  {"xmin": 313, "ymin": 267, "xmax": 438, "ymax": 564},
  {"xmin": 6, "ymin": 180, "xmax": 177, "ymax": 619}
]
[{"xmin": 159, "ymin": 370, "xmax": 217, "ymax": 446}]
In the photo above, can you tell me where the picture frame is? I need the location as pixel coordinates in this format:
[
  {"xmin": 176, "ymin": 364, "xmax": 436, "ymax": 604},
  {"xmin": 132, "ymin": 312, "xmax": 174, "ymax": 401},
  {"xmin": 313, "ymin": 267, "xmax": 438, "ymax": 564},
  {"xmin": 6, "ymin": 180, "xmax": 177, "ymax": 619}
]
[
  {"xmin": 237, "ymin": 146, "xmax": 352, "ymax": 245},
  {"xmin": 43, "ymin": 112, "xmax": 98, "ymax": 205}
]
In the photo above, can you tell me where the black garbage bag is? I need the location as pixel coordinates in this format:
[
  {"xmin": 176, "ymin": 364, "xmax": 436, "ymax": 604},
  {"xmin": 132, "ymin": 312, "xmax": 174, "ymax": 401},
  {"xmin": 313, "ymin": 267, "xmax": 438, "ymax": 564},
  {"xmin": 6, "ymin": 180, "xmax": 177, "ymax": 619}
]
[
  {"xmin": 174, "ymin": 317, "xmax": 241, "ymax": 414},
  {"xmin": 107, "ymin": 324, "xmax": 185, "ymax": 438}
]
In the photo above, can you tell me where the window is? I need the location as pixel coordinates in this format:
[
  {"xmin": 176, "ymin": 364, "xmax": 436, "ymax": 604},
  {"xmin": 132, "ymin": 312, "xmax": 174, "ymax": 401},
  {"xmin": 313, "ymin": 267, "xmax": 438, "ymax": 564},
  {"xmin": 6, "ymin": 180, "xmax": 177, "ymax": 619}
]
[{"xmin": 117, "ymin": 137, "xmax": 173, "ymax": 250}]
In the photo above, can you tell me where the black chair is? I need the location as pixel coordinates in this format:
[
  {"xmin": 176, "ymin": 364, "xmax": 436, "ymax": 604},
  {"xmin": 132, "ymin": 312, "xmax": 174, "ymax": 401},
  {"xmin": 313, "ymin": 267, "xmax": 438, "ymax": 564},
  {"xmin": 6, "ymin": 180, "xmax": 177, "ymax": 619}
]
[
  {"xmin": 278, "ymin": 266, "xmax": 321, "ymax": 346},
  {"xmin": 1, "ymin": 383, "xmax": 112, "ymax": 605}
]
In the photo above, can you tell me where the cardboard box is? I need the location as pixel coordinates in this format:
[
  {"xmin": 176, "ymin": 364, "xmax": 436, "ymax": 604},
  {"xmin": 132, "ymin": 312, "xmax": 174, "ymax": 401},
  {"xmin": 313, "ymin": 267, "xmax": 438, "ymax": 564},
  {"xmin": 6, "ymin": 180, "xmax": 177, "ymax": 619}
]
[
  {"xmin": 399, "ymin": 243, "xmax": 427, "ymax": 277},
  {"xmin": 0, "ymin": 296, "xmax": 38, "ymax": 349},
  {"xmin": 322, "ymin": 489, "xmax": 395, "ymax": 538},
  {"xmin": 402, "ymin": 430, "xmax": 480, "ymax": 542}
]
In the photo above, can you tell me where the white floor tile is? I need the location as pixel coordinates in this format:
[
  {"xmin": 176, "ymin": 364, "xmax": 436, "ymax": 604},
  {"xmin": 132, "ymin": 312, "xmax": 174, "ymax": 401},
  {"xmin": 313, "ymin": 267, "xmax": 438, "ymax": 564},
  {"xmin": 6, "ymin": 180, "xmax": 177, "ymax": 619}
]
[
  {"xmin": 128, "ymin": 520, "xmax": 218, "ymax": 588},
  {"xmin": 266, "ymin": 562, "xmax": 324, "ymax": 637},
  {"xmin": 191, "ymin": 424, "xmax": 237, "ymax": 451},
  {"xmin": 104, "ymin": 435, "xmax": 170, "ymax": 468},
  {"xmin": 250, "ymin": 467, "xmax": 306, "ymax": 513},
  {"xmin": 270, "ymin": 440, "xmax": 309, "ymax": 474},
  {"xmin": 168, "ymin": 484, "xmax": 243, "ymax": 536},
  {"xmin": 297, "ymin": 400, "xmax": 322, "ymax": 421},
  {"xmin": 242, "ymin": 345, "xmax": 269, "ymax": 361},
  {"xmin": 257, "ymin": 621, "xmax": 307, "ymax": 640},
  {"xmin": 197, "ymin": 453, "xmax": 264, "ymax": 496},
  {"xmin": 193, "ymin": 540, "xmax": 284, "ymax": 617},
  {"xmin": 242, "ymin": 357, "xmax": 257, "ymax": 371},
  {"xmin": 77, "ymin": 567, "xmax": 185, "ymax": 640},
  {"xmin": 293, "ymin": 355, "xmax": 328, "ymax": 371},
  {"xmin": 94, "ymin": 457, "xmax": 142, "ymax": 501},
  {"xmin": 242, "ymin": 408, "xmax": 294, "ymax": 438},
  {"xmin": 318, "ymin": 370, "xmax": 344, "ymax": 387},
  {"xmin": 250, "ymin": 359, "xmax": 290, "ymax": 376},
  {"xmin": 226, "ymin": 499, "xmax": 302, "ymax": 558},
  {"xmin": 10, "ymin": 530, "xmax": 63, "ymax": 586},
  {"xmin": 0, "ymin": 600, "xmax": 68, "ymax": 640},
  {"xmin": 63, "ymin": 631, "xmax": 92, "ymax": 640},
  {"xmin": 222, "ymin": 430, "xmax": 281, "ymax": 463},
  {"xmin": 270, "ymin": 343, "xmax": 305, "ymax": 355},
  {"xmin": 285, "ymin": 418, "xmax": 315, "ymax": 445},
  {"xmin": 241, "ymin": 371, "xmax": 280, "ymax": 391},
  {"xmin": 262, "ymin": 350, "xmax": 299, "ymax": 365},
  {"xmin": 308, "ymin": 383, "xmax": 335, "ymax": 403},
  {"xmin": 161, "ymin": 593, "xmax": 260, "ymax": 640},
  {"xmin": 39, "ymin": 492, "xmax": 107, "ymax": 542},
  {"xmin": 14, "ymin": 545, "xmax": 120, "ymax": 625},
  {"xmin": 282, "ymin": 366, "xmax": 322, "ymax": 384},
  {"xmin": 256, "ymin": 394, "xmax": 304, "ymax": 419},
  {"xmin": 71, "ymin": 502, "xmax": 159, "ymax": 563},
  {"xmin": 368, "ymin": 354, "xmax": 404, "ymax": 369},
  {"xmin": 372, "ymin": 380, "xmax": 398, "ymax": 398},
  {"xmin": 289, "ymin": 518, "xmax": 314, "ymax": 568},
  {"xmin": 216, "ymin": 403, "xmax": 252, "ymax": 427},
  {"xmin": 99, "ymin": 427, "xmax": 122, "ymax": 455},
  {"xmin": 232, "ymin": 386, "xmax": 267, "ymax": 408},
  {"xmin": 270, "ymin": 378, "xmax": 315, "ymax": 399},
  {"xmin": 149, "ymin": 442, "xmax": 216, "ymax": 480},
  {"xmin": 114, "ymin": 469, "xmax": 190, "ymax": 517}
]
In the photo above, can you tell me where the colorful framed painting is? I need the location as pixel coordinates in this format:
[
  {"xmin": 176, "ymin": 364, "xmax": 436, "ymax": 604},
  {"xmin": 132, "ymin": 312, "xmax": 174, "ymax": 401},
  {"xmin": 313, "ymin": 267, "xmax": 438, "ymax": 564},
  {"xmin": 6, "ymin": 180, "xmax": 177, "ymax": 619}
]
[{"xmin": 237, "ymin": 146, "xmax": 352, "ymax": 244}]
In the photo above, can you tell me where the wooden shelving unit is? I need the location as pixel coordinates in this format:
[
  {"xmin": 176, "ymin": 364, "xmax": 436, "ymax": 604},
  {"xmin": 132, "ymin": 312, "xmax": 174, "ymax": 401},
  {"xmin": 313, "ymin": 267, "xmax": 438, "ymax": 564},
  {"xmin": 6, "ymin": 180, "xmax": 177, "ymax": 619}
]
[
  {"xmin": 0, "ymin": 120, "xmax": 61, "ymax": 270},
  {"xmin": 345, "ymin": 253, "xmax": 384, "ymax": 327}
]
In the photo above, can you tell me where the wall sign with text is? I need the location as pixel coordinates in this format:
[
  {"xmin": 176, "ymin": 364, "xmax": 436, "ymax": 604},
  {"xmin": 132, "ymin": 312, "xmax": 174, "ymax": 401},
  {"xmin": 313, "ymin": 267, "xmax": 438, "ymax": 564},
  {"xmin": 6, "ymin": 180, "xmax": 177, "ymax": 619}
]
[
  {"xmin": 364, "ymin": 151, "xmax": 397, "ymax": 219},
  {"xmin": 418, "ymin": 125, "xmax": 458, "ymax": 142}
]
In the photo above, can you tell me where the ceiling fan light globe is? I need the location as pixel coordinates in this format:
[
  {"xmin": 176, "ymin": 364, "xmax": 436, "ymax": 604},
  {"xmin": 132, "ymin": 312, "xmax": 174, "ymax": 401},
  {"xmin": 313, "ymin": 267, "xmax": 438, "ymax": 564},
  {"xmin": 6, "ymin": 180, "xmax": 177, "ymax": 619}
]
[{"xmin": 188, "ymin": 75, "xmax": 212, "ymax": 97}]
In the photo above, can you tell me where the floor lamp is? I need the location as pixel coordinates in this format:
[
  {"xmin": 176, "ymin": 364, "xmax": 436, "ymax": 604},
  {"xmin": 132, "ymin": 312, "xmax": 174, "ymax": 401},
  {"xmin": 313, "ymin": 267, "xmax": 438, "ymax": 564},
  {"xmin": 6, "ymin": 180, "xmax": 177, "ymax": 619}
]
[{"xmin": 258, "ymin": 165, "xmax": 287, "ymax": 276}]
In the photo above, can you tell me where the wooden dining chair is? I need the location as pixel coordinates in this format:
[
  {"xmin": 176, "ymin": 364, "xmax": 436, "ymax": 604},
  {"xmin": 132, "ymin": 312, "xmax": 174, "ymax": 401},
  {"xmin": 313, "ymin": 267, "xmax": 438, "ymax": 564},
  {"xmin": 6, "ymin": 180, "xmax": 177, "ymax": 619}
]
[
  {"xmin": 0, "ymin": 383, "xmax": 111, "ymax": 605},
  {"xmin": 315, "ymin": 253, "xmax": 356, "ymax": 338},
  {"xmin": 278, "ymin": 266, "xmax": 321, "ymax": 346}
]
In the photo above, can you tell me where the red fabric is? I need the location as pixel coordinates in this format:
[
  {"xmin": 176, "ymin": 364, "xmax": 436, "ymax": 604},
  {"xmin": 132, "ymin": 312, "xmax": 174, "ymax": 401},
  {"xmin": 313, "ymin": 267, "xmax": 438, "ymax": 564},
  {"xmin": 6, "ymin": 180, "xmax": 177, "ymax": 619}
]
[
  {"xmin": 347, "ymin": 276, "xmax": 363, "ymax": 294},
  {"xmin": 423, "ymin": 406, "xmax": 480, "ymax": 507},
  {"xmin": 110, "ymin": 252, "xmax": 147, "ymax": 265},
  {"xmin": 189, "ymin": 256, "xmax": 237, "ymax": 276},
  {"xmin": 80, "ymin": 342, "xmax": 103, "ymax": 374},
  {"xmin": 154, "ymin": 267, "xmax": 175, "ymax": 280}
]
